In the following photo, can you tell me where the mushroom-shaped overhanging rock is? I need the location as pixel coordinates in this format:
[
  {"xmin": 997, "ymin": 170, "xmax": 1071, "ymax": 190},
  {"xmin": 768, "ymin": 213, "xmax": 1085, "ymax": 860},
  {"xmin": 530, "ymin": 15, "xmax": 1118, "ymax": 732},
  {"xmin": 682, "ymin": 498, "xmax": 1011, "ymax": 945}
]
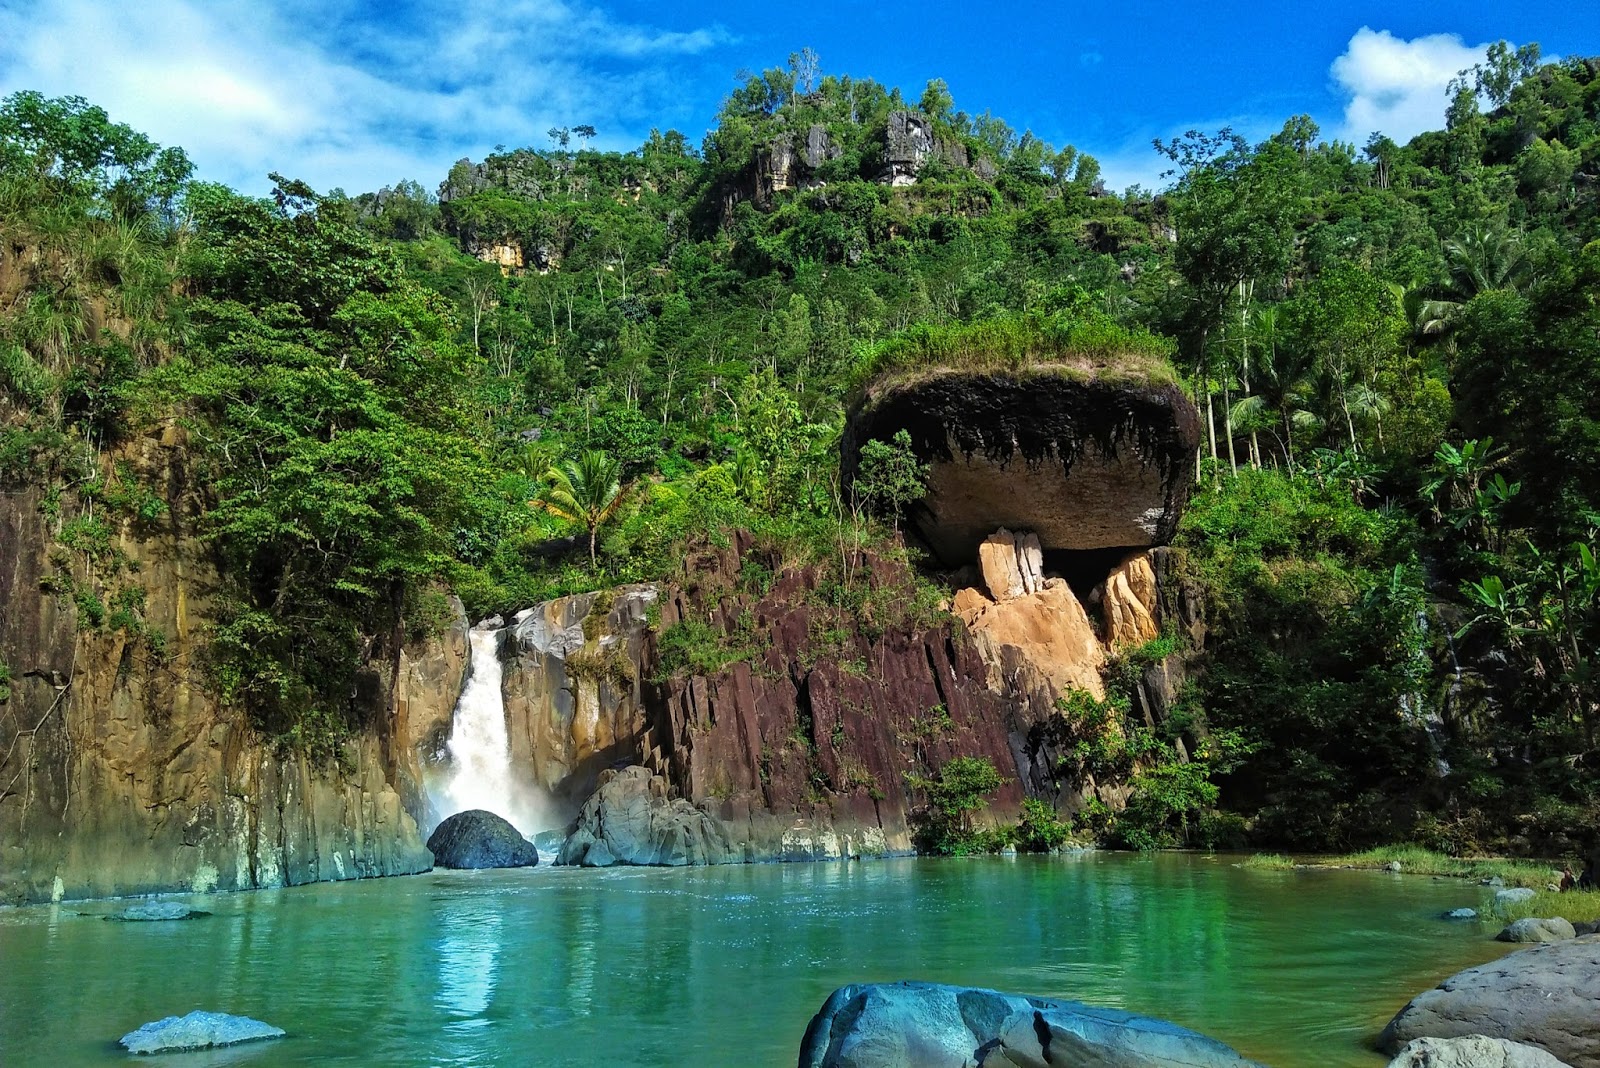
[{"xmin": 842, "ymin": 364, "xmax": 1201, "ymax": 566}]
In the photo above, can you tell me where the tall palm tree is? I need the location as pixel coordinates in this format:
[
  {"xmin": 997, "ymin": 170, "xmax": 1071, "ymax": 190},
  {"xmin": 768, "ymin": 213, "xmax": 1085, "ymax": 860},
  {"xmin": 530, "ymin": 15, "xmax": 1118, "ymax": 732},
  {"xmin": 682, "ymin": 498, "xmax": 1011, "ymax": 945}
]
[
  {"xmin": 531, "ymin": 450, "xmax": 629, "ymax": 568},
  {"xmin": 1229, "ymin": 327, "xmax": 1319, "ymax": 473}
]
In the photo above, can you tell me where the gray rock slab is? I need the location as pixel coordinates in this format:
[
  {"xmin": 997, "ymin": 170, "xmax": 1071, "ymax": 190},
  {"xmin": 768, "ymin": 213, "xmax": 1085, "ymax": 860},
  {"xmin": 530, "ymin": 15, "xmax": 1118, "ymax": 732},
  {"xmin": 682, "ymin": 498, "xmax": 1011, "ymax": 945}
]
[
  {"xmin": 119, "ymin": 1010, "xmax": 284, "ymax": 1054},
  {"xmin": 1445, "ymin": 909, "xmax": 1479, "ymax": 921},
  {"xmin": 1381, "ymin": 935, "xmax": 1600, "ymax": 1067},
  {"xmin": 1386, "ymin": 1036, "xmax": 1573, "ymax": 1068},
  {"xmin": 798, "ymin": 981, "xmax": 1264, "ymax": 1068}
]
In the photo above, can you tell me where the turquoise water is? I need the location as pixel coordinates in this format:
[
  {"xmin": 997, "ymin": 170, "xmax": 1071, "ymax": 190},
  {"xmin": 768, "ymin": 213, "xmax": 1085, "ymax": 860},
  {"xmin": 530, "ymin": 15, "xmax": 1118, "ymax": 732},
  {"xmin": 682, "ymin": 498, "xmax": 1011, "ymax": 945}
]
[{"xmin": 0, "ymin": 853, "xmax": 1513, "ymax": 1067}]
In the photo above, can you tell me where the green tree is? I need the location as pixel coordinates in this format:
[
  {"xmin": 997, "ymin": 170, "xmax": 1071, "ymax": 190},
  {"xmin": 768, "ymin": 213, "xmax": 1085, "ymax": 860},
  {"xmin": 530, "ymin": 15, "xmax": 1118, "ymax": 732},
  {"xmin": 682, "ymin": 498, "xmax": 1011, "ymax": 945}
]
[
  {"xmin": 533, "ymin": 450, "xmax": 630, "ymax": 567},
  {"xmin": 853, "ymin": 430, "xmax": 927, "ymax": 530}
]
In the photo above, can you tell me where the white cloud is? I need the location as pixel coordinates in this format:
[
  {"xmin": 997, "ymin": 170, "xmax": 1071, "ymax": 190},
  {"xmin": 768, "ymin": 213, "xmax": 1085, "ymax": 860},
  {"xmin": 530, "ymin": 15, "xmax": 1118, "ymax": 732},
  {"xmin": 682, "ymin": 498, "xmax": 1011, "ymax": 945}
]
[
  {"xmin": 0, "ymin": 0, "xmax": 733, "ymax": 194},
  {"xmin": 1330, "ymin": 27, "xmax": 1489, "ymax": 145}
]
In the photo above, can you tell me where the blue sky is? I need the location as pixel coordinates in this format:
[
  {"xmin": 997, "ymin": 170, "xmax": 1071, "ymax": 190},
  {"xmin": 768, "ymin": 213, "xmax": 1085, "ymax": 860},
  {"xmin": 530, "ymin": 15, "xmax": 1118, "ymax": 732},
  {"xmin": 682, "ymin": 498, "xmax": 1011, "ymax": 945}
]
[{"xmin": 1, "ymin": 0, "xmax": 1595, "ymax": 196}]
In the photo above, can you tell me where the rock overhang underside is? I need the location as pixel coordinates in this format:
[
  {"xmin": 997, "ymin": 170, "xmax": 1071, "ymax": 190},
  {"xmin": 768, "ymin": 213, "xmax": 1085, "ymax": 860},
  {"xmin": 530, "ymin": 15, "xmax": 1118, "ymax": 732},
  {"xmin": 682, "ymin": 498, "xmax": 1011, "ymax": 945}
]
[{"xmin": 843, "ymin": 367, "xmax": 1202, "ymax": 565}]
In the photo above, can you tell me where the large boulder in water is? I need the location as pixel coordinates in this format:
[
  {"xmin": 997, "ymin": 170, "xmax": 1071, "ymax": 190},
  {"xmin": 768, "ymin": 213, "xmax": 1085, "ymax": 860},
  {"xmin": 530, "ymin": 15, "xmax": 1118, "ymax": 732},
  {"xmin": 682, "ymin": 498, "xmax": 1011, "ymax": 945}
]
[
  {"xmin": 555, "ymin": 765, "xmax": 736, "ymax": 867},
  {"xmin": 426, "ymin": 809, "xmax": 538, "ymax": 869},
  {"xmin": 797, "ymin": 981, "xmax": 1264, "ymax": 1068},
  {"xmin": 1381, "ymin": 935, "xmax": 1600, "ymax": 1067},
  {"xmin": 119, "ymin": 1010, "xmax": 284, "ymax": 1054}
]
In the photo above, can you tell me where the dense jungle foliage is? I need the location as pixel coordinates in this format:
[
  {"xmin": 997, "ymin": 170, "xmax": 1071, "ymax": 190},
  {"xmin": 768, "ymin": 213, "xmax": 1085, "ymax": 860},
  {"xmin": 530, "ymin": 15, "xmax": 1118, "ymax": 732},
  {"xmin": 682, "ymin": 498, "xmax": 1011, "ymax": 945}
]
[{"xmin": 2, "ymin": 43, "xmax": 1598, "ymax": 852}]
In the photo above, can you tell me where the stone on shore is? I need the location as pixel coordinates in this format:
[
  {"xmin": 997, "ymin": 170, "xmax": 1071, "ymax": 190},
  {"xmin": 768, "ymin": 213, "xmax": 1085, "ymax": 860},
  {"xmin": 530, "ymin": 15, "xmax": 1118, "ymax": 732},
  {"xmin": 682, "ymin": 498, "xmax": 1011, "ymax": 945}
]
[
  {"xmin": 1381, "ymin": 935, "xmax": 1600, "ymax": 1067},
  {"xmin": 1497, "ymin": 917, "xmax": 1576, "ymax": 944},
  {"xmin": 1386, "ymin": 1036, "xmax": 1573, "ymax": 1068},
  {"xmin": 425, "ymin": 809, "xmax": 538, "ymax": 869},
  {"xmin": 1494, "ymin": 888, "xmax": 1536, "ymax": 912},
  {"xmin": 797, "ymin": 981, "xmax": 1265, "ymax": 1068},
  {"xmin": 119, "ymin": 1010, "xmax": 284, "ymax": 1054},
  {"xmin": 105, "ymin": 902, "xmax": 209, "ymax": 922}
]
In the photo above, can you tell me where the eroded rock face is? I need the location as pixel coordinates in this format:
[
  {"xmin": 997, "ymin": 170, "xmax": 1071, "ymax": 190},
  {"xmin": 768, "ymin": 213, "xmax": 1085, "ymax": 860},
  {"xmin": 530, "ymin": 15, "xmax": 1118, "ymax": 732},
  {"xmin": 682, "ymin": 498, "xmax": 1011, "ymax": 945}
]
[
  {"xmin": 0, "ymin": 423, "xmax": 439, "ymax": 905},
  {"xmin": 501, "ymin": 585, "xmax": 658, "ymax": 808},
  {"xmin": 797, "ymin": 982, "xmax": 1265, "ymax": 1068},
  {"xmin": 1381, "ymin": 935, "xmax": 1600, "ymax": 1067},
  {"xmin": 426, "ymin": 809, "xmax": 538, "ymax": 869},
  {"xmin": 555, "ymin": 765, "xmax": 736, "ymax": 867},
  {"xmin": 843, "ymin": 370, "xmax": 1200, "ymax": 565}
]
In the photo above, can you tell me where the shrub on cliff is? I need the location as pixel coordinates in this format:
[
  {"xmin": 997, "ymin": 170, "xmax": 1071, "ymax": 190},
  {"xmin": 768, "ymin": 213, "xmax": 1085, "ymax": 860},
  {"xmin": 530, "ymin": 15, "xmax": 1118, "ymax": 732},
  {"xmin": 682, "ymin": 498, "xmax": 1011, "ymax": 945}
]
[{"xmin": 908, "ymin": 755, "xmax": 1007, "ymax": 855}]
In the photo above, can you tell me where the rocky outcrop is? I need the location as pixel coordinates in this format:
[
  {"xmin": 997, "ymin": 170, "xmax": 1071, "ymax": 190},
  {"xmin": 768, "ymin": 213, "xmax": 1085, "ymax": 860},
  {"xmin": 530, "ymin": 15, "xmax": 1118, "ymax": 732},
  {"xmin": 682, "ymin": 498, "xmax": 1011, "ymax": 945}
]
[
  {"xmin": 954, "ymin": 571, "xmax": 1108, "ymax": 700},
  {"xmin": 842, "ymin": 369, "xmax": 1200, "ymax": 565},
  {"xmin": 119, "ymin": 1011, "xmax": 284, "ymax": 1055},
  {"xmin": 1381, "ymin": 936, "xmax": 1600, "ymax": 1067},
  {"xmin": 797, "ymin": 982, "xmax": 1265, "ymax": 1068},
  {"xmin": 555, "ymin": 765, "xmax": 736, "ymax": 867},
  {"xmin": 501, "ymin": 586, "xmax": 658, "ymax": 809},
  {"xmin": 0, "ymin": 423, "xmax": 445, "ymax": 905},
  {"xmin": 426, "ymin": 809, "xmax": 538, "ymax": 869},
  {"xmin": 1387, "ymin": 1037, "xmax": 1573, "ymax": 1068},
  {"xmin": 879, "ymin": 111, "xmax": 970, "ymax": 186}
]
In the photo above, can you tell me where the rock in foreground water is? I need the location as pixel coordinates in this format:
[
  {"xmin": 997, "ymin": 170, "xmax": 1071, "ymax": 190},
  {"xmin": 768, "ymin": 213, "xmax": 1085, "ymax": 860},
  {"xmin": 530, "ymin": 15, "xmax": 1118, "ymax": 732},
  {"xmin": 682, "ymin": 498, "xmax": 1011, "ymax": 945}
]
[
  {"xmin": 1381, "ymin": 935, "xmax": 1600, "ymax": 1067},
  {"xmin": 426, "ymin": 810, "xmax": 538, "ymax": 869},
  {"xmin": 556, "ymin": 766, "xmax": 735, "ymax": 867},
  {"xmin": 797, "ymin": 981, "xmax": 1264, "ymax": 1068},
  {"xmin": 1386, "ymin": 1036, "xmax": 1573, "ymax": 1068},
  {"xmin": 105, "ymin": 902, "xmax": 209, "ymax": 922},
  {"xmin": 119, "ymin": 1010, "xmax": 284, "ymax": 1054}
]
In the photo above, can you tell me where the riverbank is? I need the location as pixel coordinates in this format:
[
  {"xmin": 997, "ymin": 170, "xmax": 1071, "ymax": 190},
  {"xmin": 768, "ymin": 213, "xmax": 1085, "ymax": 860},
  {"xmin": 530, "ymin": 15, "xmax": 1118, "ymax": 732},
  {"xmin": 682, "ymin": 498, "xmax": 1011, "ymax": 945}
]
[{"xmin": 1240, "ymin": 846, "xmax": 1600, "ymax": 923}]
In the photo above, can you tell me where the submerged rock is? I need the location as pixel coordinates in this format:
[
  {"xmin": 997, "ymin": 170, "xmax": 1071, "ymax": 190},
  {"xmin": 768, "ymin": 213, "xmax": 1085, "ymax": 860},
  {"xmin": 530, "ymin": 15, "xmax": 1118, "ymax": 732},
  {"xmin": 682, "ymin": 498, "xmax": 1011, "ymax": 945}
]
[
  {"xmin": 797, "ymin": 981, "xmax": 1264, "ymax": 1068},
  {"xmin": 556, "ymin": 765, "xmax": 735, "ymax": 867},
  {"xmin": 119, "ymin": 1010, "xmax": 284, "ymax": 1054},
  {"xmin": 1381, "ymin": 934, "xmax": 1600, "ymax": 1067},
  {"xmin": 1386, "ymin": 1036, "xmax": 1572, "ymax": 1068},
  {"xmin": 1497, "ymin": 917, "xmax": 1577, "ymax": 943},
  {"xmin": 105, "ymin": 902, "xmax": 210, "ymax": 922},
  {"xmin": 1444, "ymin": 908, "xmax": 1479, "ymax": 921},
  {"xmin": 426, "ymin": 810, "xmax": 538, "ymax": 869}
]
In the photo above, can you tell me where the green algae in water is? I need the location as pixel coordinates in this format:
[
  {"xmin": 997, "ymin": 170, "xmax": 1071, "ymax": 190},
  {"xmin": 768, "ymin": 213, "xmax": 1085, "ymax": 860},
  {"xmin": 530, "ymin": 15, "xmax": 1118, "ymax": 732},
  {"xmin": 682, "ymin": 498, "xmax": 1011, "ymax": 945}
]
[{"xmin": 0, "ymin": 853, "xmax": 1515, "ymax": 1067}]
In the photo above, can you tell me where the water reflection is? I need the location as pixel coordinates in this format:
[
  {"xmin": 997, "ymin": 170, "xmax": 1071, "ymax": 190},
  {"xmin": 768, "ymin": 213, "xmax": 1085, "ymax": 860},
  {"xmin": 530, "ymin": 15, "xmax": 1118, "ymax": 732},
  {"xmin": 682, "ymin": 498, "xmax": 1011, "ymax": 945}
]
[{"xmin": 435, "ymin": 903, "xmax": 502, "ymax": 1023}]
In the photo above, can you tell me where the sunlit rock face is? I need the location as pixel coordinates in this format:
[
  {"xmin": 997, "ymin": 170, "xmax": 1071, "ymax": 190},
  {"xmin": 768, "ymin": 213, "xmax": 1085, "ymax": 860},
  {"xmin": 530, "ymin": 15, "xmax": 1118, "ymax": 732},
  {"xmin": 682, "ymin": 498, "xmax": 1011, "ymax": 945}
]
[{"xmin": 842, "ymin": 369, "xmax": 1201, "ymax": 564}]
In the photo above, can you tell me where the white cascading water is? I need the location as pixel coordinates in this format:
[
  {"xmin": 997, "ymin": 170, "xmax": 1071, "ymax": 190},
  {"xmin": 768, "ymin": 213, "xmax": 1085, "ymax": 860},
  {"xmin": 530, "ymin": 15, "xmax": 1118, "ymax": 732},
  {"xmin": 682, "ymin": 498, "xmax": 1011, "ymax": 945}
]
[{"xmin": 436, "ymin": 623, "xmax": 524, "ymax": 830}]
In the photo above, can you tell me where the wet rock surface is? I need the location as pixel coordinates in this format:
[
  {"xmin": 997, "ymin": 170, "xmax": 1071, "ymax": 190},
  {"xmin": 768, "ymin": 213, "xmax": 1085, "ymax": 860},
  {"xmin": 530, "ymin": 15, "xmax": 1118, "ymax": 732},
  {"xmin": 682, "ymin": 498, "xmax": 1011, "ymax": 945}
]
[
  {"xmin": 1386, "ymin": 1036, "xmax": 1573, "ymax": 1068},
  {"xmin": 119, "ymin": 1010, "xmax": 284, "ymax": 1054},
  {"xmin": 797, "ymin": 981, "xmax": 1265, "ymax": 1068},
  {"xmin": 105, "ymin": 902, "xmax": 210, "ymax": 922},
  {"xmin": 426, "ymin": 809, "xmax": 538, "ymax": 869},
  {"xmin": 1381, "ymin": 935, "xmax": 1600, "ymax": 1067},
  {"xmin": 556, "ymin": 766, "xmax": 735, "ymax": 867}
]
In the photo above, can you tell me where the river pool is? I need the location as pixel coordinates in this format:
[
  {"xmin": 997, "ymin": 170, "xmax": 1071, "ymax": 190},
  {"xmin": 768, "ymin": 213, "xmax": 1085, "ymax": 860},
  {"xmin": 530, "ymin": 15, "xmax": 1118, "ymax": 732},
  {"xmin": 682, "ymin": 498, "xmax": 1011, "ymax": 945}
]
[{"xmin": 0, "ymin": 852, "xmax": 1515, "ymax": 1067}]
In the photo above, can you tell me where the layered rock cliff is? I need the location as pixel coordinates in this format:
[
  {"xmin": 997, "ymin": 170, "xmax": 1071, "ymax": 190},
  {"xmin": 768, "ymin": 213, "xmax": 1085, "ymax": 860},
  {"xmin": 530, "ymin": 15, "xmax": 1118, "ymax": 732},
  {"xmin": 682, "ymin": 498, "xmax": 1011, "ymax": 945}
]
[{"xmin": 0, "ymin": 424, "xmax": 457, "ymax": 905}]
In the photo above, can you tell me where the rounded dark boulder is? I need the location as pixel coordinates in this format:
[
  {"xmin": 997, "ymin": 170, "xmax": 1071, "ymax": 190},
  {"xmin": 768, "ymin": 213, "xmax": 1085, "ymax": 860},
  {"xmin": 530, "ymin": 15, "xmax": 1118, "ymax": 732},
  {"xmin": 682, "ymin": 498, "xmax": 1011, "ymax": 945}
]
[{"xmin": 426, "ymin": 810, "xmax": 538, "ymax": 869}]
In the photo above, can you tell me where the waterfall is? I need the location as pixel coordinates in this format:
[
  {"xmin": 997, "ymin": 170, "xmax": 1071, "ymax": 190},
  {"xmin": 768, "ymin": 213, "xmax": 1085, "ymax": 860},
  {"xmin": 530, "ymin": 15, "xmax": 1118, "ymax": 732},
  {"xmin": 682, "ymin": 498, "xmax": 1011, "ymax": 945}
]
[{"xmin": 432, "ymin": 620, "xmax": 550, "ymax": 836}]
